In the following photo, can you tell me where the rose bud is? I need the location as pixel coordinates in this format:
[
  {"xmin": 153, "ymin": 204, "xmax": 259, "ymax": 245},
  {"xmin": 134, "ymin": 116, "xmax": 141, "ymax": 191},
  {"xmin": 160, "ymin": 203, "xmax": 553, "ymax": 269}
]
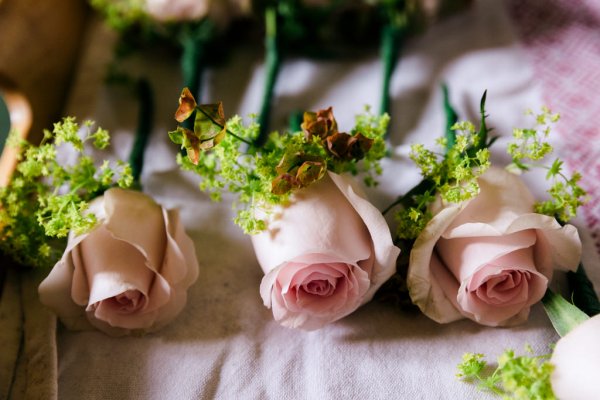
[
  {"xmin": 407, "ymin": 167, "xmax": 581, "ymax": 326},
  {"xmin": 38, "ymin": 188, "xmax": 199, "ymax": 336},
  {"xmin": 252, "ymin": 172, "xmax": 400, "ymax": 330},
  {"xmin": 145, "ymin": 0, "xmax": 212, "ymax": 22}
]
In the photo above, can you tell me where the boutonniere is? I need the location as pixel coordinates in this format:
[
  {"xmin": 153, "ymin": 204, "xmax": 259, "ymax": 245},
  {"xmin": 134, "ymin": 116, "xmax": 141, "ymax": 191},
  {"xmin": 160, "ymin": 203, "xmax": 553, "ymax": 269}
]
[
  {"xmin": 169, "ymin": 88, "xmax": 400, "ymax": 329},
  {"xmin": 381, "ymin": 89, "xmax": 589, "ymax": 328},
  {"xmin": 1, "ymin": 80, "xmax": 199, "ymax": 336}
]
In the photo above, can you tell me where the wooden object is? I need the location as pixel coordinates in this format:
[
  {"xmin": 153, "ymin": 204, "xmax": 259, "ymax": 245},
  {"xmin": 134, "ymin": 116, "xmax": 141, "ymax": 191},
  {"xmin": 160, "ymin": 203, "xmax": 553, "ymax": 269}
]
[
  {"xmin": 0, "ymin": 0, "xmax": 89, "ymax": 144},
  {"xmin": 0, "ymin": 77, "xmax": 32, "ymax": 187}
]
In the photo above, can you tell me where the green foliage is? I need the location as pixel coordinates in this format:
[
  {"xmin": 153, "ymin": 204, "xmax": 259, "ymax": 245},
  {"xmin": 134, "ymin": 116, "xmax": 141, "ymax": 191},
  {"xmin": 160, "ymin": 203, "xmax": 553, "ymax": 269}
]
[
  {"xmin": 392, "ymin": 95, "xmax": 586, "ymax": 242},
  {"xmin": 507, "ymin": 107, "xmax": 587, "ymax": 223},
  {"xmin": 0, "ymin": 118, "xmax": 133, "ymax": 268},
  {"xmin": 393, "ymin": 108, "xmax": 491, "ymax": 240},
  {"xmin": 457, "ymin": 347, "xmax": 556, "ymax": 400},
  {"xmin": 172, "ymin": 102, "xmax": 389, "ymax": 234},
  {"xmin": 89, "ymin": 0, "xmax": 147, "ymax": 31}
]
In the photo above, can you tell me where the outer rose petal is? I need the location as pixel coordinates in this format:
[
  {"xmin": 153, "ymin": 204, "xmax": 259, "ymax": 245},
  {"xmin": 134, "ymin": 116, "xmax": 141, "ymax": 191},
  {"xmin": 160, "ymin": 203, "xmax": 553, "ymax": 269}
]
[
  {"xmin": 38, "ymin": 189, "xmax": 199, "ymax": 336},
  {"xmin": 253, "ymin": 172, "xmax": 399, "ymax": 329},
  {"xmin": 407, "ymin": 167, "xmax": 582, "ymax": 326},
  {"xmin": 551, "ymin": 314, "xmax": 600, "ymax": 400}
]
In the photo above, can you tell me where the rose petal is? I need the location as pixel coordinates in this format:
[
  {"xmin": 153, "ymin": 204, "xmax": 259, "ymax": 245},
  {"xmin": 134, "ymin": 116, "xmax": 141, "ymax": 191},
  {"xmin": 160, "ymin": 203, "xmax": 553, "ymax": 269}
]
[
  {"xmin": 77, "ymin": 225, "xmax": 154, "ymax": 307},
  {"xmin": 408, "ymin": 204, "xmax": 467, "ymax": 324},
  {"xmin": 38, "ymin": 232, "xmax": 92, "ymax": 330},
  {"xmin": 436, "ymin": 230, "xmax": 537, "ymax": 282},
  {"xmin": 103, "ymin": 188, "xmax": 166, "ymax": 274},
  {"xmin": 252, "ymin": 174, "xmax": 373, "ymax": 273},
  {"xmin": 443, "ymin": 167, "xmax": 536, "ymax": 236},
  {"xmin": 329, "ymin": 172, "xmax": 399, "ymax": 299},
  {"xmin": 147, "ymin": 208, "xmax": 200, "ymax": 330}
]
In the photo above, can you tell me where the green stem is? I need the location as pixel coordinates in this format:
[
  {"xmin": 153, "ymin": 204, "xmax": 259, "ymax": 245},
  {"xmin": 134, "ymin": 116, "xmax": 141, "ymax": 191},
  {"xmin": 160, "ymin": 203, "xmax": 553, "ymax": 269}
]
[
  {"xmin": 129, "ymin": 79, "xmax": 154, "ymax": 186},
  {"xmin": 0, "ymin": 92, "xmax": 10, "ymax": 157},
  {"xmin": 288, "ymin": 110, "xmax": 303, "ymax": 133},
  {"xmin": 180, "ymin": 33, "xmax": 205, "ymax": 132},
  {"xmin": 379, "ymin": 23, "xmax": 403, "ymax": 127},
  {"xmin": 254, "ymin": 7, "xmax": 281, "ymax": 147},
  {"xmin": 541, "ymin": 289, "xmax": 589, "ymax": 337}
]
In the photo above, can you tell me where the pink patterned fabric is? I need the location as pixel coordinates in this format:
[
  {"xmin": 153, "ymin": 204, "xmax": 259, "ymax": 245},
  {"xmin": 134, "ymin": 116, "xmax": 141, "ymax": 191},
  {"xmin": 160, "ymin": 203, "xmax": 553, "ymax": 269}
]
[{"xmin": 507, "ymin": 0, "xmax": 600, "ymax": 254}]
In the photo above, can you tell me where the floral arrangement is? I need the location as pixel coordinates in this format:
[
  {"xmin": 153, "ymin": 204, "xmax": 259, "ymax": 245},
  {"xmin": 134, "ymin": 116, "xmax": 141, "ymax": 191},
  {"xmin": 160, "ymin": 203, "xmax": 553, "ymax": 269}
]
[
  {"xmin": 377, "ymin": 91, "xmax": 585, "ymax": 323},
  {"xmin": 0, "ymin": 83, "xmax": 199, "ymax": 336},
  {"xmin": 3, "ymin": 2, "xmax": 599, "ymax": 397},
  {"xmin": 169, "ymin": 87, "xmax": 399, "ymax": 329},
  {"xmin": 346, "ymin": 89, "xmax": 596, "ymax": 398}
]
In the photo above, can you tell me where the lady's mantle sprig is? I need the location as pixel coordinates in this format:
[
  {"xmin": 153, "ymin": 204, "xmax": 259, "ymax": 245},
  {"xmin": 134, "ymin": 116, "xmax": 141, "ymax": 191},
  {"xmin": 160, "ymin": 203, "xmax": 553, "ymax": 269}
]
[
  {"xmin": 457, "ymin": 347, "xmax": 555, "ymax": 400},
  {"xmin": 506, "ymin": 107, "xmax": 586, "ymax": 224},
  {"xmin": 391, "ymin": 91, "xmax": 587, "ymax": 241},
  {"xmin": 391, "ymin": 91, "xmax": 494, "ymax": 240},
  {"xmin": 89, "ymin": 0, "xmax": 146, "ymax": 32},
  {"xmin": 0, "ymin": 118, "xmax": 133, "ymax": 268},
  {"xmin": 169, "ymin": 88, "xmax": 389, "ymax": 234}
]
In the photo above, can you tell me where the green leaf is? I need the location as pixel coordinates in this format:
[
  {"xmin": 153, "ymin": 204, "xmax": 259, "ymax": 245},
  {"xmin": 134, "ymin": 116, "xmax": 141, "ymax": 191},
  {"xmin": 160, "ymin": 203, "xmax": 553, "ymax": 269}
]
[
  {"xmin": 542, "ymin": 288, "xmax": 589, "ymax": 337},
  {"xmin": 546, "ymin": 158, "xmax": 563, "ymax": 179},
  {"xmin": 567, "ymin": 263, "xmax": 600, "ymax": 317}
]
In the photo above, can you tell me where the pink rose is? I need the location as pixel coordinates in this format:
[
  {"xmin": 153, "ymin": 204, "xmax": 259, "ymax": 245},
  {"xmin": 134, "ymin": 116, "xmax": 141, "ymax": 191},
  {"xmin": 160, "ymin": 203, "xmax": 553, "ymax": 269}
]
[
  {"xmin": 145, "ymin": 0, "xmax": 212, "ymax": 22},
  {"xmin": 252, "ymin": 172, "xmax": 400, "ymax": 330},
  {"xmin": 38, "ymin": 188, "xmax": 199, "ymax": 336},
  {"xmin": 407, "ymin": 167, "xmax": 581, "ymax": 326},
  {"xmin": 551, "ymin": 314, "xmax": 600, "ymax": 400}
]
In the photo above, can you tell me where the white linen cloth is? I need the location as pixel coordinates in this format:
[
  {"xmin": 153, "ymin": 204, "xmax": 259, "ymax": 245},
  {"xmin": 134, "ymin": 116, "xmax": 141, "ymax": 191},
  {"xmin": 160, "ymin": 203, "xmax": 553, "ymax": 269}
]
[{"xmin": 49, "ymin": 0, "xmax": 600, "ymax": 398}]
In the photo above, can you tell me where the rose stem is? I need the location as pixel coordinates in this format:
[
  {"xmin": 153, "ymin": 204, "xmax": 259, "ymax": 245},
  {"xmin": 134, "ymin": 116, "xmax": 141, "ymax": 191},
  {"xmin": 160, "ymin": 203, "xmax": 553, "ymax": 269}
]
[
  {"xmin": 180, "ymin": 22, "xmax": 210, "ymax": 133},
  {"xmin": 254, "ymin": 6, "xmax": 281, "ymax": 147},
  {"xmin": 129, "ymin": 78, "xmax": 154, "ymax": 187},
  {"xmin": 379, "ymin": 22, "xmax": 403, "ymax": 126}
]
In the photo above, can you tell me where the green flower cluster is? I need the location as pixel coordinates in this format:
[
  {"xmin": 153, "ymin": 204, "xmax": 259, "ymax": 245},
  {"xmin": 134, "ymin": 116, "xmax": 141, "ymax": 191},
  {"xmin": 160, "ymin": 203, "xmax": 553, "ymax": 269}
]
[
  {"xmin": 394, "ymin": 93, "xmax": 492, "ymax": 240},
  {"xmin": 0, "ymin": 118, "xmax": 132, "ymax": 268},
  {"xmin": 507, "ymin": 107, "xmax": 586, "ymax": 224},
  {"xmin": 393, "ymin": 93, "xmax": 586, "ymax": 241},
  {"xmin": 170, "ymin": 89, "xmax": 388, "ymax": 234},
  {"xmin": 457, "ymin": 347, "xmax": 555, "ymax": 400},
  {"xmin": 89, "ymin": 0, "xmax": 147, "ymax": 31}
]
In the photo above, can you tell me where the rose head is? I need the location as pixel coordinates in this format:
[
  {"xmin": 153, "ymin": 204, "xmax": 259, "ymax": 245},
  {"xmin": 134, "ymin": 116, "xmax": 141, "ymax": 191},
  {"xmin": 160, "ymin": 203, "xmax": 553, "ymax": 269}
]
[
  {"xmin": 407, "ymin": 167, "xmax": 581, "ymax": 327},
  {"xmin": 145, "ymin": 0, "xmax": 212, "ymax": 22},
  {"xmin": 551, "ymin": 314, "xmax": 600, "ymax": 400},
  {"xmin": 38, "ymin": 188, "xmax": 199, "ymax": 336},
  {"xmin": 253, "ymin": 172, "xmax": 399, "ymax": 330},
  {"xmin": 145, "ymin": 0, "xmax": 250, "ymax": 24}
]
